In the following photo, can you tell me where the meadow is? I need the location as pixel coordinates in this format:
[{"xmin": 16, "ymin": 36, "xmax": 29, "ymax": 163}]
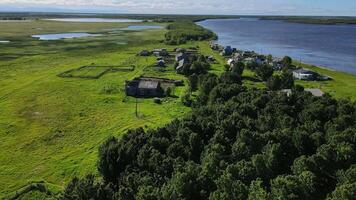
[{"xmin": 0, "ymin": 20, "xmax": 195, "ymax": 198}]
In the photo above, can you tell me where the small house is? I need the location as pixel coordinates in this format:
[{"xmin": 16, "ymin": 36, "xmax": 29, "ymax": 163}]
[
  {"xmin": 176, "ymin": 58, "xmax": 188, "ymax": 71},
  {"xmin": 125, "ymin": 79, "xmax": 164, "ymax": 97},
  {"xmin": 293, "ymin": 69, "xmax": 316, "ymax": 80},
  {"xmin": 139, "ymin": 50, "xmax": 151, "ymax": 56},
  {"xmin": 152, "ymin": 49, "xmax": 169, "ymax": 57},
  {"xmin": 227, "ymin": 58, "xmax": 236, "ymax": 66},
  {"xmin": 207, "ymin": 55, "xmax": 215, "ymax": 62},
  {"xmin": 221, "ymin": 46, "xmax": 233, "ymax": 56},
  {"xmin": 156, "ymin": 60, "xmax": 166, "ymax": 67},
  {"xmin": 175, "ymin": 52, "xmax": 187, "ymax": 62}
]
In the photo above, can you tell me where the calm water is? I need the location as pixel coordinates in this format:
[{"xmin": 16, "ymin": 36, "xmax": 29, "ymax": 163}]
[
  {"xmin": 45, "ymin": 18, "xmax": 143, "ymax": 23},
  {"xmin": 120, "ymin": 25, "xmax": 163, "ymax": 30},
  {"xmin": 197, "ymin": 18, "xmax": 356, "ymax": 74},
  {"xmin": 32, "ymin": 33, "xmax": 102, "ymax": 40}
]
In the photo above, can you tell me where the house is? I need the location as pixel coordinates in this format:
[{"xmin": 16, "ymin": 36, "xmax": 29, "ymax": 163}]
[
  {"xmin": 227, "ymin": 58, "xmax": 236, "ymax": 66},
  {"xmin": 175, "ymin": 52, "xmax": 187, "ymax": 62},
  {"xmin": 270, "ymin": 58, "xmax": 283, "ymax": 70},
  {"xmin": 152, "ymin": 49, "xmax": 169, "ymax": 57},
  {"xmin": 220, "ymin": 46, "xmax": 233, "ymax": 56},
  {"xmin": 242, "ymin": 51, "xmax": 255, "ymax": 58},
  {"xmin": 293, "ymin": 69, "xmax": 316, "ymax": 80},
  {"xmin": 156, "ymin": 60, "xmax": 166, "ymax": 67},
  {"xmin": 210, "ymin": 42, "xmax": 220, "ymax": 51},
  {"xmin": 207, "ymin": 55, "xmax": 215, "ymax": 62},
  {"xmin": 176, "ymin": 58, "xmax": 188, "ymax": 71},
  {"xmin": 232, "ymin": 53, "xmax": 242, "ymax": 61},
  {"xmin": 125, "ymin": 79, "xmax": 164, "ymax": 97},
  {"xmin": 139, "ymin": 50, "xmax": 151, "ymax": 56}
]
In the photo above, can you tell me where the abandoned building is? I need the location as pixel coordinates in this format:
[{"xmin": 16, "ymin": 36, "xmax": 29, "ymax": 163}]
[{"xmin": 125, "ymin": 78, "xmax": 164, "ymax": 97}]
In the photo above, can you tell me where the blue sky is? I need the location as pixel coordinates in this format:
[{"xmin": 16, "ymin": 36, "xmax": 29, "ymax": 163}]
[{"xmin": 0, "ymin": 0, "xmax": 355, "ymax": 16}]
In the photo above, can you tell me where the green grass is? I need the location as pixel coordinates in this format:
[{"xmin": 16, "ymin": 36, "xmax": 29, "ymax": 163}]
[
  {"xmin": 0, "ymin": 20, "xmax": 190, "ymax": 199},
  {"xmin": 293, "ymin": 61, "xmax": 356, "ymax": 100}
]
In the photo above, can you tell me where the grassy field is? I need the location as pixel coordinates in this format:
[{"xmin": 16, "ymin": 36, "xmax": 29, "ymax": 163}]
[{"xmin": 0, "ymin": 20, "xmax": 195, "ymax": 199}]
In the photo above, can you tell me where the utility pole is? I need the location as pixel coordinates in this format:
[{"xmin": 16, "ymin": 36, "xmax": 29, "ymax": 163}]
[{"xmin": 135, "ymin": 86, "xmax": 138, "ymax": 117}]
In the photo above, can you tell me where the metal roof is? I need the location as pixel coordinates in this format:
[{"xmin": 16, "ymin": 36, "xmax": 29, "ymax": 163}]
[{"xmin": 138, "ymin": 80, "xmax": 159, "ymax": 89}]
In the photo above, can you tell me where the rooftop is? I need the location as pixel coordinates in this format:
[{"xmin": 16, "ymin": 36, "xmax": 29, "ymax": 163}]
[{"xmin": 138, "ymin": 80, "xmax": 159, "ymax": 89}]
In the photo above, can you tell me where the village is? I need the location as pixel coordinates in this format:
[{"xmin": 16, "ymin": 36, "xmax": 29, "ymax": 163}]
[
  {"xmin": 125, "ymin": 46, "xmax": 213, "ymax": 100},
  {"xmin": 210, "ymin": 41, "xmax": 331, "ymax": 97},
  {"xmin": 124, "ymin": 42, "xmax": 332, "ymax": 100}
]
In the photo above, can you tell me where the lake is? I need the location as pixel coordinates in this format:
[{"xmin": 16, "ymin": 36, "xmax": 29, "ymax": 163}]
[
  {"xmin": 45, "ymin": 18, "xmax": 143, "ymax": 23},
  {"xmin": 32, "ymin": 33, "xmax": 102, "ymax": 40},
  {"xmin": 197, "ymin": 18, "xmax": 356, "ymax": 74},
  {"xmin": 120, "ymin": 25, "xmax": 163, "ymax": 30}
]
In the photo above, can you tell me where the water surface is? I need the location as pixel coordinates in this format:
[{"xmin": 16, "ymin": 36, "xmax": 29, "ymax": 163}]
[
  {"xmin": 197, "ymin": 18, "xmax": 356, "ymax": 74},
  {"xmin": 45, "ymin": 18, "xmax": 143, "ymax": 23},
  {"xmin": 120, "ymin": 25, "xmax": 163, "ymax": 30},
  {"xmin": 32, "ymin": 33, "xmax": 102, "ymax": 40}
]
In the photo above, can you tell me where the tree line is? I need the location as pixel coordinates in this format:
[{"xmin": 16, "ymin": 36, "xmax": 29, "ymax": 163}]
[
  {"xmin": 61, "ymin": 70, "xmax": 356, "ymax": 200},
  {"xmin": 165, "ymin": 21, "xmax": 217, "ymax": 45}
]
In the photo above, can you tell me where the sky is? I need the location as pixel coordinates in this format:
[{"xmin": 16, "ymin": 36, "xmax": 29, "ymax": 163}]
[{"xmin": 0, "ymin": 0, "xmax": 356, "ymax": 16}]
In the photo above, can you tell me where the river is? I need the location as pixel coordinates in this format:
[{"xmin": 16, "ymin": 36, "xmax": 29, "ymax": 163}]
[{"xmin": 197, "ymin": 18, "xmax": 356, "ymax": 74}]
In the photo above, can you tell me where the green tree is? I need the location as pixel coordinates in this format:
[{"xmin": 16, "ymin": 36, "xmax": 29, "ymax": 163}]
[
  {"xmin": 231, "ymin": 61, "xmax": 245, "ymax": 76},
  {"xmin": 255, "ymin": 64, "xmax": 274, "ymax": 81},
  {"xmin": 266, "ymin": 75, "xmax": 282, "ymax": 91},
  {"xmin": 282, "ymin": 56, "xmax": 293, "ymax": 69}
]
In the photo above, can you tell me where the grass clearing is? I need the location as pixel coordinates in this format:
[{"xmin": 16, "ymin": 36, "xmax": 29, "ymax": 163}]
[{"xmin": 0, "ymin": 20, "xmax": 189, "ymax": 199}]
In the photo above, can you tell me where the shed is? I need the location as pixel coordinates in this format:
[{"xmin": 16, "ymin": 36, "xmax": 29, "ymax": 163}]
[{"xmin": 125, "ymin": 79, "xmax": 164, "ymax": 97}]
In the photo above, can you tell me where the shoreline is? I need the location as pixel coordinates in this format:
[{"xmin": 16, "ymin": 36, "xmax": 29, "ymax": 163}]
[{"xmin": 196, "ymin": 19, "xmax": 356, "ymax": 76}]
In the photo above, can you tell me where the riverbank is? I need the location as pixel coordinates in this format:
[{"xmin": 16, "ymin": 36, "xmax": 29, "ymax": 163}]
[
  {"xmin": 293, "ymin": 61, "xmax": 356, "ymax": 100},
  {"xmin": 260, "ymin": 16, "xmax": 356, "ymax": 25}
]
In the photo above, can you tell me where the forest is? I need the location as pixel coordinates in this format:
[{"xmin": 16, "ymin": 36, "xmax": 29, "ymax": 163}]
[
  {"xmin": 61, "ymin": 71, "xmax": 356, "ymax": 200},
  {"xmin": 165, "ymin": 21, "xmax": 217, "ymax": 45}
]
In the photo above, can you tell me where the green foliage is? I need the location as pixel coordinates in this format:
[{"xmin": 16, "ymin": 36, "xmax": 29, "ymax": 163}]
[
  {"xmin": 255, "ymin": 64, "xmax": 274, "ymax": 81},
  {"xmin": 282, "ymin": 56, "xmax": 293, "ymax": 69},
  {"xmin": 61, "ymin": 71, "xmax": 356, "ymax": 200},
  {"xmin": 165, "ymin": 21, "xmax": 217, "ymax": 45},
  {"xmin": 231, "ymin": 61, "xmax": 245, "ymax": 76},
  {"xmin": 177, "ymin": 55, "xmax": 211, "ymax": 76},
  {"xmin": 267, "ymin": 72, "xmax": 295, "ymax": 90}
]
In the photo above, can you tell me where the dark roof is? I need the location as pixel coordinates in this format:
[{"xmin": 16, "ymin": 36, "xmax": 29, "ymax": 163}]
[{"xmin": 138, "ymin": 80, "xmax": 159, "ymax": 89}]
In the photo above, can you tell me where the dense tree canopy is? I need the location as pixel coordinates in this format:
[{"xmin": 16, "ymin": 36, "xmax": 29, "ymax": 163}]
[
  {"xmin": 61, "ymin": 72, "xmax": 356, "ymax": 200},
  {"xmin": 165, "ymin": 21, "xmax": 217, "ymax": 45}
]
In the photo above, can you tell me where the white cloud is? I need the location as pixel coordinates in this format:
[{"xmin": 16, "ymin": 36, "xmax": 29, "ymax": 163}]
[{"xmin": 0, "ymin": 0, "xmax": 354, "ymax": 15}]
